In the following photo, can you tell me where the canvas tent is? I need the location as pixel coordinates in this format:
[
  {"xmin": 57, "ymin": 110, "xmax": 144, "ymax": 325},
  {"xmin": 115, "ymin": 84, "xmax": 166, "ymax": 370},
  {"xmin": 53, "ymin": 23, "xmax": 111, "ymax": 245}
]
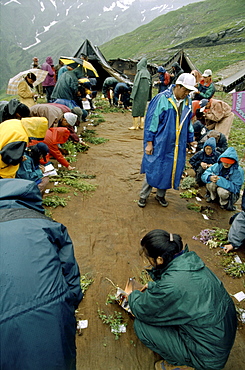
[
  {"xmin": 215, "ymin": 68, "xmax": 245, "ymax": 93},
  {"xmin": 73, "ymin": 39, "xmax": 132, "ymax": 88},
  {"xmin": 108, "ymin": 58, "xmax": 158, "ymax": 82},
  {"xmin": 161, "ymin": 49, "xmax": 199, "ymax": 73}
]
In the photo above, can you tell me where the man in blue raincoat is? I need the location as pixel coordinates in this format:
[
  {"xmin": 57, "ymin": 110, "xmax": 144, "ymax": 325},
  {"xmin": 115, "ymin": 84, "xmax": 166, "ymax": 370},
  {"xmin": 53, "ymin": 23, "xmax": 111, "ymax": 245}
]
[{"xmin": 138, "ymin": 73, "xmax": 197, "ymax": 208}]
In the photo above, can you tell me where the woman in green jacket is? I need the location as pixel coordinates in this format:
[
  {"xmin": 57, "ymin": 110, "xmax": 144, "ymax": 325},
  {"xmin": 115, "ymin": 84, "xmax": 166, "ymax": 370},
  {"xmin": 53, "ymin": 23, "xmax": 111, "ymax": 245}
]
[{"xmin": 128, "ymin": 229, "xmax": 237, "ymax": 370}]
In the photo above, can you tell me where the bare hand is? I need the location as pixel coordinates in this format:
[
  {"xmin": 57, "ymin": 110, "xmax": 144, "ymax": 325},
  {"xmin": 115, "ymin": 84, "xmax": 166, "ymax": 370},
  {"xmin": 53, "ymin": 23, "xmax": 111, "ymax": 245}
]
[
  {"xmin": 145, "ymin": 142, "xmax": 153, "ymax": 155},
  {"xmin": 201, "ymin": 162, "xmax": 208, "ymax": 169},
  {"xmin": 67, "ymin": 165, "xmax": 75, "ymax": 171},
  {"xmin": 210, "ymin": 175, "xmax": 219, "ymax": 183},
  {"xmin": 223, "ymin": 244, "xmax": 234, "ymax": 253}
]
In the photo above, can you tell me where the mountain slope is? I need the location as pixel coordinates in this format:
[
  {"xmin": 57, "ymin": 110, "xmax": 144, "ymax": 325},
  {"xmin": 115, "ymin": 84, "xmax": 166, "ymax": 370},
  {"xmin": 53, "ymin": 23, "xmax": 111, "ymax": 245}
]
[{"xmin": 100, "ymin": 0, "xmax": 245, "ymax": 74}]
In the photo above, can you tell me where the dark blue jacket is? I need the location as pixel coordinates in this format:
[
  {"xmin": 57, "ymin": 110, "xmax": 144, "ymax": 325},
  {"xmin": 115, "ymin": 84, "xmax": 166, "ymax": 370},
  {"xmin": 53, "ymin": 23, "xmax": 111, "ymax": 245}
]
[
  {"xmin": 0, "ymin": 179, "xmax": 83, "ymax": 370},
  {"xmin": 189, "ymin": 137, "xmax": 219, "ymax": 170}
]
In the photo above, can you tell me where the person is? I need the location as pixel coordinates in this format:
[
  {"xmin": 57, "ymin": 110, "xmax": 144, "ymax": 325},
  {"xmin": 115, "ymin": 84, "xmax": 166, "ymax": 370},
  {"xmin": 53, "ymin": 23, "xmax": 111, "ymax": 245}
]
[
  {"xmin": 0, "ymin": 99, "xmax": 30, "ymax": 123},
  {"xmin": 170, "ymin": 62, "xmax": 184, "ymax": 83},
  {"xmin": 194, "ymin": 69, "xmax": 215, "ymax": 100},
  {"xmin": 192, "ymin": 111, "xmax": 208, "ymax": 142},
  {"xmin": 127, "ymin": 229, "xmax": 237, "ymax": 370},
  {"xmin": 30, "ymin": 103, "xmax": 63, "ymax": 128},
  {"xmin": 189, "ymin": 137, "xmax": 219, "ymax": 186},
  {"xmin": 31, "ymin": 57, "xmax": 44, "ymax": 97},
  {"xmin": 197, "ymin": 129, "xmax": 228, "ymax": 154},
  {"xmin": 138, "ymin": 73, "xmax": 197, "ymax": 208},
  {"xmin": 199, "ymin": 98, "xmax": 234, "ymax": 139},
  {"xmin": 0, "ymin": 178, "xmax": 83, "ymax": 370},
  {"xmin": 223, "ymin": 209, "xmax": 245, "ymax": 253},
  {"xmin": 17, "ymin": 72, "xmax": 38, "ymax": 108},
  {"xmin": 191, "ymin": 98, "xmax": 208, "ymax": 120},
  {"xmin": 16, "ymin": 142, "xmax": 50, "ymax": 194},
  {"xmin": 113, "ymin": 82, "xmax": 132, "ymax": 109},
  {"xmin": 129, "ymin": 57, "xmax": 152, "ymax": 130},
  {"xmin": 201, "ymin": 147, "xmax": 244, "ymax": 210},
  {"xmin": 58, "ymin": 112, "xmax": 80, "ymax": 143},
  {"xmin": 43, "ymin": 127, "xmax": 75, "ymax": 170},
  {"xmin": 41, "ymin": 56, "xmax": 56, "ymax": 103},
  {"xmin": 102, "ymin": 77, "xmax": 118, "ymax": 105},
  {"xmin": 57, "ymin": 62, "xmax": 79, "ymax": 79},
  {"xmin": 154, "ymin": 66, "xmax": 170, "ymax": 93}
]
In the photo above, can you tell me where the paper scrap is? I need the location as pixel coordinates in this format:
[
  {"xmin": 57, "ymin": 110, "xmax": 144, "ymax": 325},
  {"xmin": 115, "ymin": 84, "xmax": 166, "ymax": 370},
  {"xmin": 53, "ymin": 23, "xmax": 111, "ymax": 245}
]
[
  {"xmin": 202, "ymin": 214, "xmax": 209, "ymax": 220},
  {"xmin": 44, "ymin": 189, "xmax": 50, "ymax": 194},
  {"xmin": 77, "ymin": 320, "xmax": 88, "ymax": 329},
  {"xmin": 196, "ymin": 197, "xmax": 202, "ymax": 202},
  {"xmin": 54, "ymin": 182, "xmax": 59, "ymax": 185},
  {"xmin": 111, "ymin": 324, "xmax": 126, "ymax": 334},
  {"xmin": 234, "ymin": 255, "xmax": 242, "ymax": 264},
  {"xmin": 233, "ymin": 291, "xmax": 245, "ymax": 302}
]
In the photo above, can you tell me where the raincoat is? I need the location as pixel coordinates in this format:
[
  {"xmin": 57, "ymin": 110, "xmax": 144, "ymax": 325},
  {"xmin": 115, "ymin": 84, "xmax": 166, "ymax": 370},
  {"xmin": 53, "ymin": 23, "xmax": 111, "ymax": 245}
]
[
  {"xmin": 228, "ymin": 211, "xmax": 245, "ymax": 249},
  {"xmin": 43, "ymin": 127, "xmax": 70, "ymax": 168},
  {"xmin": 0, "ymin": 179, "xmax": 83, "ymax": 370},
  {"xmin": 30, "ymin": 103, "xmax": 63, "ymax": 127},
  {"xmin": 41, "ymin": 56, "xmax": 56, "ymax": 87},
  {"xmin": 131, "ymin": 58, "xmax": 151, "ymax": 117},
  {"xmin": 204, "ymin": 98, "xmax": 234, "ymax": 138},
  {"xmin": 189, "ymin": 137, "xmax": 219, "ymax": 170},
  {"xmin": 51, "ymin": 65, "xmax": 84, "ymax": 101},
  {"xmin": 102, "ymin": 77, "xmax": 118, "ymax": 97},
  {"xmin": 141, "ymin": 87, "xmax": 194, "ymax": 189},
  {"xmin": 17, "ymin": 78, "xmax": 36, "ymax": 108},
  {"xmin": 128, "ymin": 248, "xmax": 237, "ymax": 370},
  {"xmin": 201, "ymin": 147, "xmax": 244, "ymax": 195}
]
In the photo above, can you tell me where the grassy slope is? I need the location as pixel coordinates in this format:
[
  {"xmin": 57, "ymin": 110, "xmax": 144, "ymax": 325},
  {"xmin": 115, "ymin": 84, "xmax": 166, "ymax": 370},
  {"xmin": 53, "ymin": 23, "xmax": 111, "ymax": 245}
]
[{"xmin": 100, "ymin": 0, "xmax": 245, "ymax": 74}]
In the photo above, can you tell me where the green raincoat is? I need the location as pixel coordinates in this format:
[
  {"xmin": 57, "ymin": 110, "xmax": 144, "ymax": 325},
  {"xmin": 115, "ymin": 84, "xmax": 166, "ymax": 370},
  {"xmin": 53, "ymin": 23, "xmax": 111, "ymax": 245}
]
[
  {"xmin": 128, "ymin": 248, "xmax": 236, "ymax": 370},
  {"xmin": 131, "ymin": 58, "xmax": 152, "ymax": 117}
]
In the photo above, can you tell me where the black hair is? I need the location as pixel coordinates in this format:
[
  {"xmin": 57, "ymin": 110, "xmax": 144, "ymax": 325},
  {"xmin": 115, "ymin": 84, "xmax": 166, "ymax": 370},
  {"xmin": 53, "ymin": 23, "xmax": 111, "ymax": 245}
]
[
  {"xmin": 15, "ymin": 103, "xmax": 30, "ymax": 118},
  {"xmin": 140, "ymin": 229, "xmax": 183, "ymax": 268},
  {"xmin": 25, "ymin": 72, "xmax": 36, "ymax": 88}
]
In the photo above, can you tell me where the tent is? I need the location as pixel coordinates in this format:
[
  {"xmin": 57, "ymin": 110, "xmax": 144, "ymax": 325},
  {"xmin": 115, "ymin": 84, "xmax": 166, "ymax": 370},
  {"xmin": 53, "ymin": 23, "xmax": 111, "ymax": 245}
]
[
  {"xmin": 215, "ymin": 68, "xmax": 245, "ymax": 93},
  {"xmin": 73, "ymin": 39, "xmax": 132, "ymax": 88},
  {"xmin": 108, "ymin": 58, "xmax": 158, "ymax": 82},
  {"xmin": 161, "ymin": 49, "xmax": 199, "ymax": 73}
]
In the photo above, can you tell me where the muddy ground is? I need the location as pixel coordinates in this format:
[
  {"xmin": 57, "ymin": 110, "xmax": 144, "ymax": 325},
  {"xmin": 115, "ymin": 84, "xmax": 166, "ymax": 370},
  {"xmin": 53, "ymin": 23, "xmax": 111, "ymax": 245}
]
[{"xmin": 49, "ymin": 110, "xmax": 245, "ymax": 370}]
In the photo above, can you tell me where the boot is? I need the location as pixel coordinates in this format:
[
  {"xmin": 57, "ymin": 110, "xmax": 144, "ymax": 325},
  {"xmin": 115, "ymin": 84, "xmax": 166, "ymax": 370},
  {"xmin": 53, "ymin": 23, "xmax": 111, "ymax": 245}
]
[
  {"xmin": 139, "ymin": 117, "xmax": 144, "ymax": 129},
  {"xmin": 128, "ymin": 117, "xmax": 139, "ymax": 130}
]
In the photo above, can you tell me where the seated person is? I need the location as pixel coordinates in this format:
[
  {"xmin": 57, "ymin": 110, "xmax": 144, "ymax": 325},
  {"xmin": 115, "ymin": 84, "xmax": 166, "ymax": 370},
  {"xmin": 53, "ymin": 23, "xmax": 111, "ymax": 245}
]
[
  {"xmin": 193, "ymin": 69, "xmax": 215, "ymax": 101},
  {"xmin": 189, "ymin": 137, "xmax": 219, "ymax": 186},
  {"xmin": 199, "ymin": 98, "xmax": 234, "ymax": 139},
  {"xmin": 128, "ymin": 229, "xmax": 237, "ymax": 370},
  {"xmin": 192, "ymin": 110, "xmax": 208, "ymax": 142},
  {"xmin": 223, "ymin": 209, "xmax": 245, "ymax": 253},
  {"xmin": 197, "ymin": 129, "xmax": 228, "ymax": 154},
  {"xmin": 16, "ymin": 143, "xmax": 49, "ymax": 195},
  {"xmin": 201, "ymin": 147, "xmax": 244, "ymax": 210}
]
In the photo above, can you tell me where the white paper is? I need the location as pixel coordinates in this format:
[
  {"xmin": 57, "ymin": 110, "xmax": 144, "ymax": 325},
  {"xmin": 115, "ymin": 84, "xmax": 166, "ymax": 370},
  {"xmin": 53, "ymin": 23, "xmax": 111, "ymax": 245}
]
[
  {"xmin": 54, "ymin": 181, "xmax": 59, "ymax": 185},
  {"xmin": 111, "ymin": 324, "xmax": 126, "ymax": 334},
  {"xmin": 196, "ymin": 197, "xmax": 202, "ymax": 202},
  {"xmin": 233, "ymin": 291, "xmax": 245, "ymax": 302},
  {"xmin": 202, "ymin": 214, "xmax": 209, "ymax": 220},
  {"xmin": 44, "ymin": 189, "xmax": 50, "ymax": 194},
  {"xmin": 234, "ymin": 255, "xmax": 242, "ymax": 264},
  {"xmin": 77, "ymin": 320, "xmax": 88, "ymax": 329}
]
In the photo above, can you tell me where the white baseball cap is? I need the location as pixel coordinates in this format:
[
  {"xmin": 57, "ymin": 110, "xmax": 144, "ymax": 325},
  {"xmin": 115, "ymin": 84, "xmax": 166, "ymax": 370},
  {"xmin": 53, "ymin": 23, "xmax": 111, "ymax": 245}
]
[
  {"xmin": 64, "ymin": 112, "xmax": 77, "ymax": 126},
  {"xmin": 202, "ymin": 69, "xmax": 212, "ymax": 77},
  {"xmin": 175, "ymin": 73, "xmax": 198, "ymax": 92}
]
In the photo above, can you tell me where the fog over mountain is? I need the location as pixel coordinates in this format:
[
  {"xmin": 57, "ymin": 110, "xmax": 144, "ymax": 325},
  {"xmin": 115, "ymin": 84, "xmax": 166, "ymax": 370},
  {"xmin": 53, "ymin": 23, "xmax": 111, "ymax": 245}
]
[{"xmin": 0, "ymin": 0, "xmax": 202, "ymax": 89}]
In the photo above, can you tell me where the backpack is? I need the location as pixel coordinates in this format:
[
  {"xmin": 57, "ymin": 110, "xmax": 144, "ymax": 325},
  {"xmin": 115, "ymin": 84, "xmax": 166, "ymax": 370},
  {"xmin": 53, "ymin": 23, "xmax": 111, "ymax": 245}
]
[{"xmin": 0, "ymin": 141, "xmax": 27, "ymax": 166}]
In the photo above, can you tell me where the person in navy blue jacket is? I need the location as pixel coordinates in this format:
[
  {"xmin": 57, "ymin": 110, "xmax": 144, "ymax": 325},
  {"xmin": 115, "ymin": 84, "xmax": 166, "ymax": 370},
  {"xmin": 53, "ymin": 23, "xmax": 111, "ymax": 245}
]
[{"xmin": 0, "ymin": 179, "xmax": 83, "ymax": 370}]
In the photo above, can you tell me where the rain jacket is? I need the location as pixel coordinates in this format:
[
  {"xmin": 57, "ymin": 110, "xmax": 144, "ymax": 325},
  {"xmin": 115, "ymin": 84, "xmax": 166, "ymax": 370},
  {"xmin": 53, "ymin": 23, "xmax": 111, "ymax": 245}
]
[
  {"xmin": 17, "ymin": 78, "xmax": 36, "ymax": 108},
  {"xmin": 189, "ymin": 137, "xmax": 219, "ymax": 170},
  {"xmin": 128, "ymin": 248, "xmax": 237, "ymax": 370},
  {"xmin": 102, "ymin": 77, "xmax": 118, "ymax": 96},
  {"xmin": 197, "ymin": 79, "xmax": 215, "ymax": 99},
  {"xmin": 113, "ymin": 82, "xmax": 132, "ymax": 108},
  {"xmin": 41, "ymin": 56, "xmax": 56, "ymax": 87},
  {"xmin": 51, "ymin": 65, "xmax": 84, "ymax": 101},
  {"xmin": 228, "ymin": 211, "xmax": 245, "ymax": 249},
  {"xmin": 0, "ymin": 179, "xmax": 83, "ymax": 370},
  {"xmin": 43, "ymin": 127, "xmax": 70, "ymax": 168},
  {"xmin": 130, "ymin": 58, "xmax": 151, "ymax": 117},
  {"xmin": 30, "ymin": 103, "xmax": 63, "ymax": 127},
  {"xmin": 141, "ymin": 86, "xmax": 194, "ymax": 189},
  {"xmin": 171, "ymin": 62, "xmax": 184, "ymax": 83},
  {"xmin": 201, "ymin": 147, "xmax": 244, "ymax": 195}
]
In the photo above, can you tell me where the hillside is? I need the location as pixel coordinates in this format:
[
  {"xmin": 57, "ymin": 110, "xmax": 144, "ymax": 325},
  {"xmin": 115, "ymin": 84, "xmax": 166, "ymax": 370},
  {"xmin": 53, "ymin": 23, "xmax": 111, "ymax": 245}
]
[{"xmin": 100, "ymin": 0, "xmax": 245, "ymax": 74}]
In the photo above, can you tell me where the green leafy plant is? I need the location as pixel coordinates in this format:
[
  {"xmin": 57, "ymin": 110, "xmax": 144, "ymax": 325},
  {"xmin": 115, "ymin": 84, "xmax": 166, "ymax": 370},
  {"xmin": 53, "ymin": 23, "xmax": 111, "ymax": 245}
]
[
  {"xmin": 49, "ymin": 186, "xmax": 70, "ymax": 194},
  {"xmin": 187, "ymin": 203, "xmax": 201, "ymax": 212},
  {"xmin": 180, "ymin": 189, "xmax": 198, "ymax": 198},
  {"xmin": 180, "ymin": 176, "xmax": 196, "ymax": 190},
  {"xmin": 80, "ymin": 273, "xmax": 94, "ymax": 293},
  {"xmin": 42, "ymin": 195, "xmax": 69, "ymax": 208},
  {"xmin": 97, "ymin": 308, "xmax": 127, "ymax": 340}
]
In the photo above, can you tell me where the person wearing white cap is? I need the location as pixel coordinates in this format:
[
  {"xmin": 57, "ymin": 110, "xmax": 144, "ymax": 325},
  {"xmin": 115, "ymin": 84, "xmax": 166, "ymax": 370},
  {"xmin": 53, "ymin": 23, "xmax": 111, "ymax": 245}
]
[
  {"xmin": 138, "ymin": 73, "xmax": 197, "ymax": 208},
  {"xmin": 59, "ymin": 112, "xmax": 80, "ymax": 143},
  {"xmin": 194, "ymin": 69, "xmax": 215, "ymax": 101}
]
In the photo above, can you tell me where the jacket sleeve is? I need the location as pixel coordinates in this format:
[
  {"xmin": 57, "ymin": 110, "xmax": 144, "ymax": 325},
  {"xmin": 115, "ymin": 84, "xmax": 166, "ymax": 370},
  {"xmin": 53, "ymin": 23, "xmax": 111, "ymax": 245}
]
[
  {"xmin": 55, "ymin": 224, "xmax": 83, "ymax": 307},
  {"xmin": 215, "ymin": 167, "xmax": 244, "ymax": 194},
  {"xmin": 189, "ymin": 151, "xmax": 202, "ymax": 170},
  {"xmin": 47, "ymin": 142, "xmax": 70, "ymax": 167},
  {"xmin": 199, "ymin": 83, "xmax": 215, "ymax": 99},
  {"xmin": 18, "ymin": 81, "xmax": 33, "ymax": 99},
  {"xmin": 47, "ymin": 64, "xmax": 54, "ymax": 76},
  {"xmin": 201, "ymin": 163, "xmax": 218, "ymax": 183},
  {"xmin": 228, "ymin": 212, "xmax": 245, "ymax": 249}
]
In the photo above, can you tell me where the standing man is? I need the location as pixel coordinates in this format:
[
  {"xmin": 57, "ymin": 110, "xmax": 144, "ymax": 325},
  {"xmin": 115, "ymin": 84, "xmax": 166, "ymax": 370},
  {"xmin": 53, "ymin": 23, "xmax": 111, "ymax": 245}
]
[
  {"xmin": 138, "ymin": 73, "xmax": 197, "ymax": 208},
  {"xmin": 129, "ymin": 57, "xmax": 152, "ymax": 130}
]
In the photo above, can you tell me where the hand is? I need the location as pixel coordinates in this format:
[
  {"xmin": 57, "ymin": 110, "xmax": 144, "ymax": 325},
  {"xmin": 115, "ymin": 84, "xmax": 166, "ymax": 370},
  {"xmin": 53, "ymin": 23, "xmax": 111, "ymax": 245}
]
[
  {"xmin": 223, "ymin": 244, "xmax": 234, "ymax": 253},
  {"xmin": 201, "ymin": 162, "xmax": 208, "ymax": 169},
  {"xmin": 140, "ymin": 284, "xmax": 148, "ymax": 292},
  {"xmin": 145, "ymin": 142, "xmax": 153, "ymax": 155},
  {"xmin": 210, "ymin": 175, "xmax": 219, "ymax": 183},
  {"xmin": 67, "ymin": 165, "xmax": 75, "ymax": 171}
]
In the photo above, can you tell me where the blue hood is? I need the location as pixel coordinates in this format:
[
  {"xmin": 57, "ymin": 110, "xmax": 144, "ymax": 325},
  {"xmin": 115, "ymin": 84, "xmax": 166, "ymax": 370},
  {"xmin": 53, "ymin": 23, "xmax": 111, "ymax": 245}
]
[
  {"xmin": 218, "ymin": 147, "xmax": 239, "ymax": 167},
  {"xmin": 203, "ymin": 137, "xmax": 216, "ymax": 151},
  {"xmin": 0, "ymin": 179, "xmax": 44, "ymax": 213}
]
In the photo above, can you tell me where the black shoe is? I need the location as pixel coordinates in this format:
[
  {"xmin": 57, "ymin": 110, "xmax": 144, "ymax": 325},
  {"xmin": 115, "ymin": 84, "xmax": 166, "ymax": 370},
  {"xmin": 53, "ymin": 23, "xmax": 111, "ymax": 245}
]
[
  {"xmin": 138, "ymin": 198, "xmax": 146, "ymax": 208},
  {"xmin": 155, "ymin": 195, "xmax": 168, "ymax": 207}
]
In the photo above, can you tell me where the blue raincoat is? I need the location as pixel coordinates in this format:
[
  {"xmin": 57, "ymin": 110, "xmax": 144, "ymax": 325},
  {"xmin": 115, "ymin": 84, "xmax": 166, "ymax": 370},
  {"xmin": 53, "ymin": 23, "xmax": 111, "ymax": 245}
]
[
  {"xmin": 0, "ymin": 179, "xmax": 83, "ymax": 370},
  {"xmin": 201, "ymin": 146, "xmax": 244, "ymax": 195},
  {"xmin": 141, "ymin": 87, "xmax": 194, "ymax": 189}
]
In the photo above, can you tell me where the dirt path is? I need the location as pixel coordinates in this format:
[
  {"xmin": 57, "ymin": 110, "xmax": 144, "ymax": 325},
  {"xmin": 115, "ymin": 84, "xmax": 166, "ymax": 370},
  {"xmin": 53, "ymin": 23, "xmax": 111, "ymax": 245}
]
[{"xmin": 50, "ymin": 111, "xmax": 245, "ymax": 370}]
